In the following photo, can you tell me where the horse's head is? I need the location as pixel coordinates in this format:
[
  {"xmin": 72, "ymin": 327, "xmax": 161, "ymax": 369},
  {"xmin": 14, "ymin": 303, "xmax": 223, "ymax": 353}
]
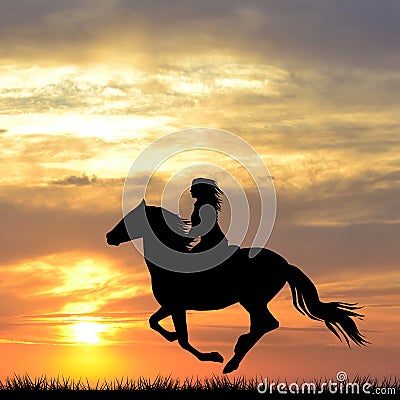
[{"xmin": 106, "ymin": 199, "xmax": 146, "ymax": 246}]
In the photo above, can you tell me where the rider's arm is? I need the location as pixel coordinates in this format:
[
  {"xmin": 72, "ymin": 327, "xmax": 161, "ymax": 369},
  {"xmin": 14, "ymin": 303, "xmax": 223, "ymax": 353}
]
[{"xmin": 188, "ymin": 204, "xmax": 217, "ymax": 238}]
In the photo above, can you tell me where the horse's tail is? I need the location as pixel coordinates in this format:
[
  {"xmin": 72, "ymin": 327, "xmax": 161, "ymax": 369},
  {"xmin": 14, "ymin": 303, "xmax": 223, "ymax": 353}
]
[{"xmin": 286, "ymin": 264, "xmax": 369, "ymax": 347}]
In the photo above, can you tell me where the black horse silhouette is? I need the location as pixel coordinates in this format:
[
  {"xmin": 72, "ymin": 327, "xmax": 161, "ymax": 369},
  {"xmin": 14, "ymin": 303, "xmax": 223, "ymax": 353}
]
[{"xmin": 106, "ymin": 200, "xmax": 368, "ymax": 373}]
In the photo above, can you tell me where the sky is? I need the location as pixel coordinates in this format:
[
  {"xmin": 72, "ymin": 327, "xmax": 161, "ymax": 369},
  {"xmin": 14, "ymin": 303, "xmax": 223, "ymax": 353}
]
[{"xmin": 0, "ymin": 0, "xmax": 399, "ymax": 383}]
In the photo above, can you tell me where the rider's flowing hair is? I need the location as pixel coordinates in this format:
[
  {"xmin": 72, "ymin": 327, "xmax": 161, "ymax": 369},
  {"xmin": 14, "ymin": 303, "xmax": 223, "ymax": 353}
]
[{"xmin": 191, "ymin": 178, "xmax": 223, "ymax": 211}]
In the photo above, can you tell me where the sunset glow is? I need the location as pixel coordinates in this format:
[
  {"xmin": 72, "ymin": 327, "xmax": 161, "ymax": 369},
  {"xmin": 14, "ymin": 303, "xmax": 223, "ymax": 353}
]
[
  {"xmin": 73, "ymin": 322, "xmax": 104, "ymax": 345},
  {"xmin": 0, "ymin": 0, "xmax": 398, "ymax": 384}
]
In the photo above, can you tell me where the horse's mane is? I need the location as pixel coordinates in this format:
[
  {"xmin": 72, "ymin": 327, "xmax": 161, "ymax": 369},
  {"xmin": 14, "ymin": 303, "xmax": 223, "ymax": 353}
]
[{"xmin": 145, "ymin": 205, "xmax": 193, "ymax": 252}]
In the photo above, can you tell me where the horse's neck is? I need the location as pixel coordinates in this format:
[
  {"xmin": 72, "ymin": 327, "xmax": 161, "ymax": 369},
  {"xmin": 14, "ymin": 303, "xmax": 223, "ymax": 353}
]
[
  {"xmin": 142, "ymin": 238, "xmax": 167, "ymax": 277},
  {"xmin": 144, "ymin": 257, "xmax": 172, "ymax": 286},
  {"xmin": 144, "ymin": 258, "xmax": 157, "ymax": 276}
]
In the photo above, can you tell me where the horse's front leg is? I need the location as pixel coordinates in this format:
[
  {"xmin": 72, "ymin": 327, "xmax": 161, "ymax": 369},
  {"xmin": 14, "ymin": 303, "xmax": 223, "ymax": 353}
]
[
  {"xmin": 149, "ymin": 306, "xmax": 178, "ymax": 342},
  {"xmin": 171, "ymin": 309, "xmax": 224, "ymax": 363}
]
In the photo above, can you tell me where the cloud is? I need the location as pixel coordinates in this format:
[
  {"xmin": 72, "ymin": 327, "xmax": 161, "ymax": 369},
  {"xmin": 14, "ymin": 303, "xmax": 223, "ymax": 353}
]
[
  {"xmin": 50, "ymin": 173, "xmax": 124, "ymax": 187},
  {"xmin": 274, "ymin": 169, "xmax": 400, "ymax": 225},
  {"xmin": 197, "ymin": 324, "xmax": 326, "ymax": 332},
  {"xmin": 1, "ymin": 187, "xmax": 399, "ymax": 278},
  {"xmin": 0, "ymin": 252, "xmax": 152, "ymax": 343},
  {"xmin": 1, "ymin": 133, "xmax": 99, "ymax": 163},
  {"xmin": 268, "ymin": 221, "xmax": 400, "ymax": 278},
  {"xmin": 0, "ymin": 1, "xmax": 398, "ymax": 377},
  {"xmin": 51, "ymin": 173, "xmax": 96, "ymax": 186},
  {"xmin": 0, "ymin": 197, "xmax": 129, "ymax": 265},
  {"xmin": 0, "ymin": 0, "xmax": 399, "ymax": 73},
  {"xmin": 0, "ymin": 132, "xmax": 140, "ymax": 191}
]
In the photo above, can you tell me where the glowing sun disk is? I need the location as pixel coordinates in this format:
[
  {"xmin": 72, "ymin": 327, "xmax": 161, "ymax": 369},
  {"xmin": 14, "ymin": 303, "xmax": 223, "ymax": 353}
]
[{"xmin": 73, "ymin": 322, "xmax": 104, "ymax": 344}]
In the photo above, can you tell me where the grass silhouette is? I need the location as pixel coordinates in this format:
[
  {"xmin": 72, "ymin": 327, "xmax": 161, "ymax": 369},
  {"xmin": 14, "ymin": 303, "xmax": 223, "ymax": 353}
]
[{"xmin": 0, "ymin": 374, "xmax": 398, "ymax": 399}]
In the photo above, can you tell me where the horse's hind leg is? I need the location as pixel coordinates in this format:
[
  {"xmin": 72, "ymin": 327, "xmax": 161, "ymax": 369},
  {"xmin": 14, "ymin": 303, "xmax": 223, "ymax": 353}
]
[
  {"xmin": 223, "ymin": 301, "xmax": 279, "ymax": 374},
  {"xmin": 172, "ymin": 309, "xmax": 224, "ymax": 363}
]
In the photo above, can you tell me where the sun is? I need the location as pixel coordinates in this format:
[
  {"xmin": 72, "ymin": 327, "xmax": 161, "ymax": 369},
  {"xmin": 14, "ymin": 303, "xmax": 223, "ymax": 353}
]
[{"xmin": 73, "ymin": 322, "xmax": 104, "ymax": 344}]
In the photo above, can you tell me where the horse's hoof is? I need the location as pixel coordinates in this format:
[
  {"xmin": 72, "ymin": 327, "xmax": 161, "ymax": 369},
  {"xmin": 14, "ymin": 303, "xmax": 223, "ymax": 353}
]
[
  {"xmin": 222, "ymin": 359, "xmax": 239, "ymax": 374},
  {"xmin": 202, "ymin": 352, "xmax": 224, "ymax": 363},
  {"xmin": 164, "ymin": 332, "xmax": 178, "ymax": 342},
  {"xmin": 209, "ymin": 352, "xmax": 224, "ymax": 363}
]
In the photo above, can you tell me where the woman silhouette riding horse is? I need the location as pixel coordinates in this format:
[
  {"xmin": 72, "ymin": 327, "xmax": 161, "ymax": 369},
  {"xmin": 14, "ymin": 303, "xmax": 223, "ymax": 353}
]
[
  {"xmin": 188, "ymin": 178, "xmax": 228, "ymax": 253},
  {"xmin": 106, "ymin": 178, "xmax": 368, "ymax": 373}
]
